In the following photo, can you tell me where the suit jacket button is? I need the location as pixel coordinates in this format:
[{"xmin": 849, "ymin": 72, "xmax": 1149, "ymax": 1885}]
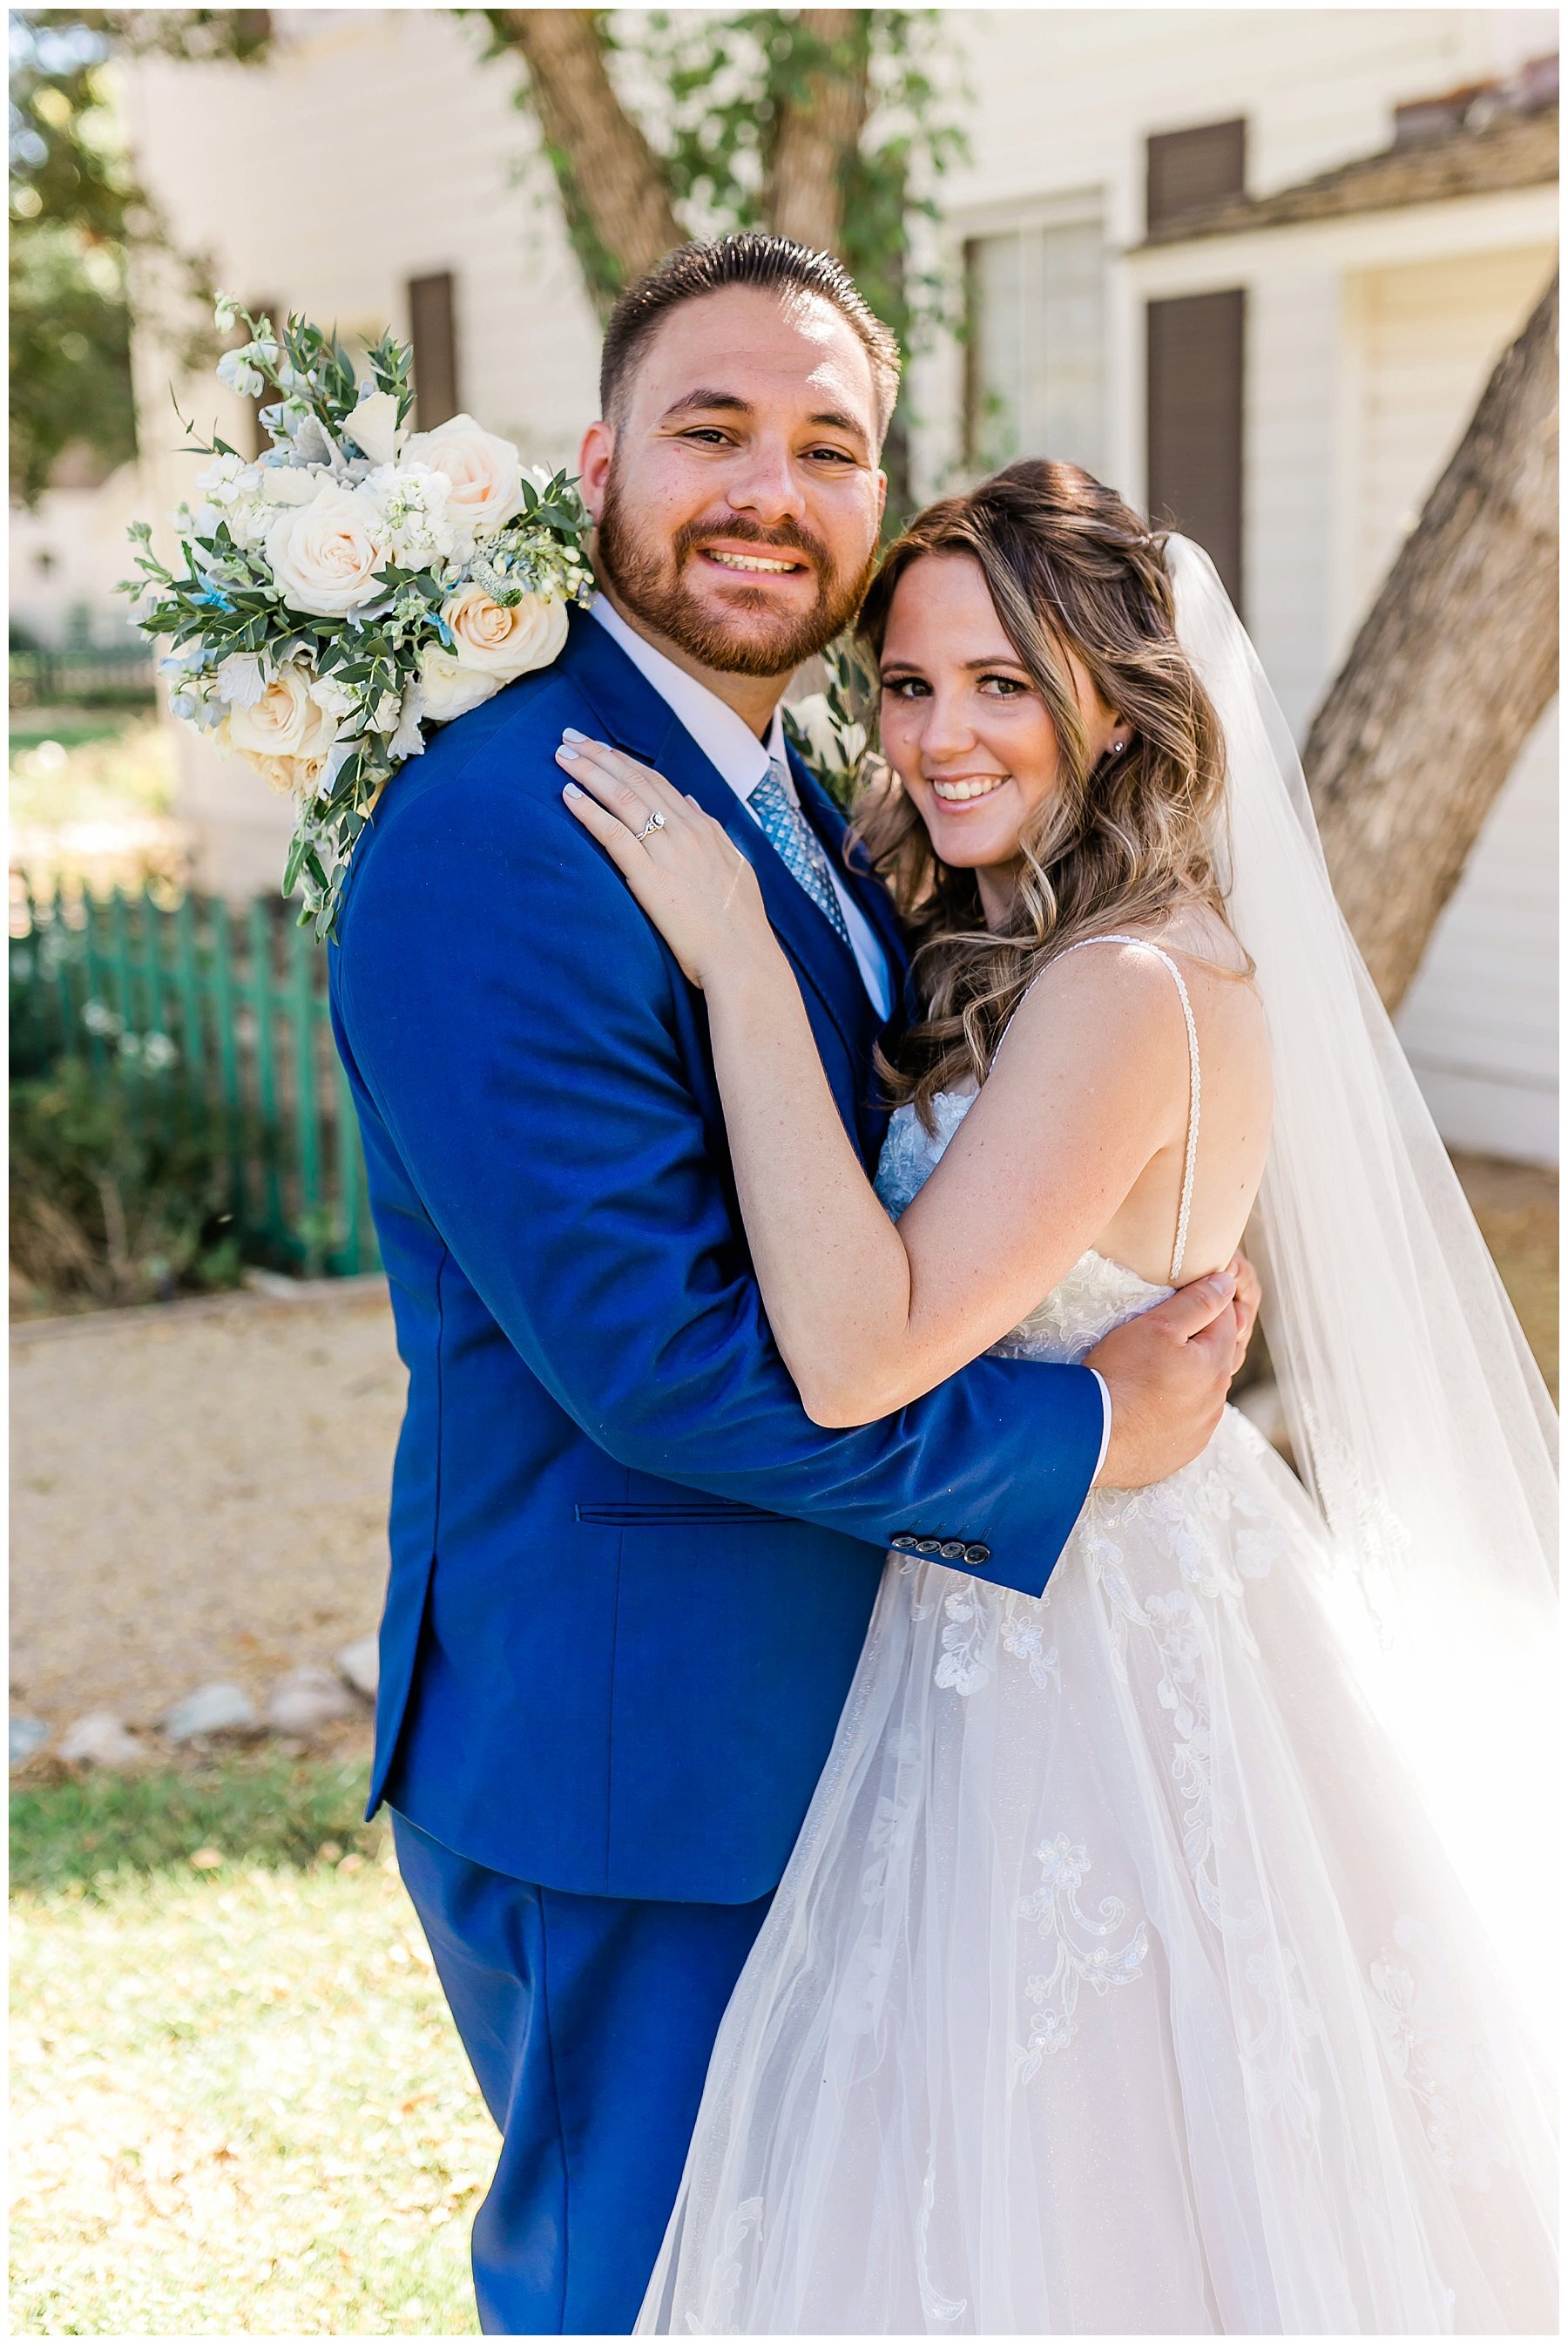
[
  {"xmin": 939, "ymin": 1540, "xmax": 966, "ymax": 1561},
  {"xmin": 917, "ymin": 1538, "xmax": 942, "ymax": 1555},
  {"xmin": 890, "ymin": 1533, "xmax": 916, "ymax": 1553},
  {"xmin": 963, "ymin": 1542, "xmax": 990, "ymax": 1566}
]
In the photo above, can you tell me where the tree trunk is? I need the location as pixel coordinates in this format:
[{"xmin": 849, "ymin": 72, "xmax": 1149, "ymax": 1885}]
[
  {"xmin": 490, "ymin": 10, "xmax": 684, "ymax": 309},
  {"xmin": 767, "ymin": 10, "xmax": 871, "ymax": 254},
  {"xmin": 1304, "ymin": 271, "xmax": 1558, "ymax": 1011}
]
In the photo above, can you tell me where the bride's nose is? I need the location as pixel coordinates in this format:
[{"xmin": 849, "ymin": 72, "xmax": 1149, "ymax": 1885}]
[{"xmin": 916, "ymin": 686, "xmax": 981, "ymax": 761}]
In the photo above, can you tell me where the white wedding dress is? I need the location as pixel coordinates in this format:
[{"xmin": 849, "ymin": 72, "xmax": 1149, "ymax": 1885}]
[{"xmin": 639, "ymin": 962, "xmax": 1557, "ymax": 2334}]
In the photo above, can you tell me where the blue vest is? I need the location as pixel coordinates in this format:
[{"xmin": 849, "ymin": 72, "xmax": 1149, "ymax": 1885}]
[{"xmin": 329, "ymin": 612, "xmax": 1104, "ymax": 1903}]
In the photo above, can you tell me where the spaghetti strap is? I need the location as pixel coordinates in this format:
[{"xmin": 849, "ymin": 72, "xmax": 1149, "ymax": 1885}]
[{"xmin": 1004, "ymin": 932, "xmax": 1202, "ymax": 1284}]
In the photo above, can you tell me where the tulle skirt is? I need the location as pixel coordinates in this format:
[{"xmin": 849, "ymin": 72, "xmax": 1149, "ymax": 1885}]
[{"xmin": 639, "ymin": 1411, "xmax": 1557, "ymax": 2334}]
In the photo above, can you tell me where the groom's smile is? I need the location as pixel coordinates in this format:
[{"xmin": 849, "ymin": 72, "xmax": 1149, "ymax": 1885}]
[{"xmin": 578, "ymin": 284, "xmax": 889, "ymax": 708}]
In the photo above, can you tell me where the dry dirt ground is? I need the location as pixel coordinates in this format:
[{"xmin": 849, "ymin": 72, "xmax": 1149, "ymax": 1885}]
[
  {"xmin": 10, "ymin": 1155, "xmax": 1556, "ymax": 1740},
  {"xmin": 10, "ymin": 1282, "xmax": 402, "ymax": 1743}
]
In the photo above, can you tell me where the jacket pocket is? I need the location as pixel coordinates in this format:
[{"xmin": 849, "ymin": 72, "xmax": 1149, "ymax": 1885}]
[{"xmin": 574, "ymin": 1497, "xmax": 787, "ymax": 1528}]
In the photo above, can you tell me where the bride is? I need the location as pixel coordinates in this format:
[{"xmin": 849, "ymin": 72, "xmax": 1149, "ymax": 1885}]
[{"xmin": 558, "ymin": 460, "xmax": 1557, "ymax": 2334}]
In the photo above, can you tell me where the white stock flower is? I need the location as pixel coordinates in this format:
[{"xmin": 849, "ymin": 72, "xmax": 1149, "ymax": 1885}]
[
  {"xmin": 195, "ymin": 452, "xmax": 260, "ymax": 509},
  {"xmin": 348, "ymin": 390, "xmax": 404, "ymax": 468},
  {"xmin": 404, "ymin": 413, "xmax": 524, "ymax": 545},
  {"xmin": 361, "ymin": 462, "xmax": 456, "ymax": 568},
  {"xmin": 265, "ymin": 481, "xmax": 389, "ymax": 617},
  {"xmin": 432, "ymin": 584, "xmax": 570, "ymax": 714},
  {"xmin": 417, "ymin": 646, "xmax": 502, "ymax": 724},
  {"xmin": 308, "ymin": 673, "xmax": 355, "ymax": 721}
]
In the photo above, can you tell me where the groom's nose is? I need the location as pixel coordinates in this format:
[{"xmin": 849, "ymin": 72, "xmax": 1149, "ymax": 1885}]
[{"xmin": 725, "ymin": 437, "xmax": 807, "ymax": 529}]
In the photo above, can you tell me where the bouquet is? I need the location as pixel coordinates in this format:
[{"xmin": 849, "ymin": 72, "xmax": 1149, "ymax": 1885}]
[{"xmin": 122, "ymin": 299, "xmax": 594, "ymax": 935}]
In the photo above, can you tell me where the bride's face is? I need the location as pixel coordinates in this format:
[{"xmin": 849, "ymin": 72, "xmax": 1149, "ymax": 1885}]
[{"xmin": 876, "ymin": 552, "xmax": 1127, "ymax": 915}]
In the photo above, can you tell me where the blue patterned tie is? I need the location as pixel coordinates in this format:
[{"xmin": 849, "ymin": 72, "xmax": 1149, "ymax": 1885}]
[{"xmin": 747, "ymin": 758, "xmax": 851, "ymax": 945}]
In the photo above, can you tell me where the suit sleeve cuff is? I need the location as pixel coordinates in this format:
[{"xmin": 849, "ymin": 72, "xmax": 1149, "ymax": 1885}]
[{"xmin": 1090, "ymin": 1370, "xmax": 1112, "ymax": 1485}]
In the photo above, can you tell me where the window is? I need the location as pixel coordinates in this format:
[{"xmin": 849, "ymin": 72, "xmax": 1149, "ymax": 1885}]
[
  {"xmin": 1145, "ymin": 288, "xmax": 1246, "ymax": 613},
  {"xmin": 408, "ymin": 272, "xmax": 460, "ymax": 430},
  {"xmin": 963, "ymin": 213, "xmax": 1105, "ymax": 475},
  {"xmin": 1146, "ymin": 119, "xmax": 1247, "ymax": 235}
]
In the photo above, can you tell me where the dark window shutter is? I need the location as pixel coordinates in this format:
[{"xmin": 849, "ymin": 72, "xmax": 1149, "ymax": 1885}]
[
  {"xmin": 243, "ymin": 295, "xmax": 281, "ymax": 458},
  {"xmin": 409, "ymin": 272, "xmax": 460, "ymax": 428},
  {"xmin": 1146, "ymin": 119, "xmax": 1247, "ymax": 234},
  {"xmin": 1146, "ymin": 288, "xmax": 1245, "ymax": 613}
]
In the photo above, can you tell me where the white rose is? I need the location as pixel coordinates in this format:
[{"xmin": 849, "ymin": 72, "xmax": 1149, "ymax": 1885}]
[
  {"xmin": 224, "ymin": 663, "xmax": 340, "ymax": 765},
  {"xmin": 348, "ymin": 390, "xmax": 404, "ymax": 468},
  {"xmin": 441, "ymin": 584, "xmax": 569, "ymax": 683},
  {"xmin": 266, "ymin": 481, "xmax": 389, "ymax": 617},
  {"xmin": 404, "ymin": 413, "xmax": 524, "ymax": 545},
  {"xmin": 418, "ymin": 646, "xmax": 501, "ymax": 724},
  {"xmin": 308, "ymin": 673, "xmax": 355, "ymax": 721}
]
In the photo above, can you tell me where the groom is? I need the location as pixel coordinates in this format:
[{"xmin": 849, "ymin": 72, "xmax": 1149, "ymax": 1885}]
[{"xmin": 329, "ymin": 234, "xmax": 1251, "ymax": 2334}]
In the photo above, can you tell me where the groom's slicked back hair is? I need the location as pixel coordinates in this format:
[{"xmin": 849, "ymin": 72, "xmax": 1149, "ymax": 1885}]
[{"xmin": 599, "ymin": 234, "xmax": 902, "ymax": 441}]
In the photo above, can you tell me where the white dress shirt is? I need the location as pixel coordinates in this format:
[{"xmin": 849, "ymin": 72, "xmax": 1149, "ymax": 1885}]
[
  {"xmin": 590, "ymin": 596, "xmax": 892, "ymax": 1016},
  {"xmin": 589, "ymin": 596, "xmax": 1112, "ymax": 1482}
]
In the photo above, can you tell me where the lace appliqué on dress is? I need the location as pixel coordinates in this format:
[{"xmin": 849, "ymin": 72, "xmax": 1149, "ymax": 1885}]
[
  {"xmin": 1368, "ymin": 1916, "xmax": 1514, "ymax": 2191},
  {"xmin": 1017, "ymin": 1833, "xmax": 1150, "ymax": 2078}
]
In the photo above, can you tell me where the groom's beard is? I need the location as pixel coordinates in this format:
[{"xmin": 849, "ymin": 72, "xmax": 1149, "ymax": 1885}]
[{"xmin": 594, "ymin": 476, "xmax": 876, "ymax": 678}]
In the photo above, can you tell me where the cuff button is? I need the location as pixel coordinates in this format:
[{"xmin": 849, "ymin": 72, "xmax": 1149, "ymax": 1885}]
[
  {"xmin": 939, "ymin": 1540, "xmax": 965, "ymax": 1561},
  {"xmin": 916, "ymin": 1538, "xmax": 942, "ymax": 1555},
  {"xmin": 963, "ymin": 1542, "xmax": 991, "ymax": 1566},
  {"xmin": 890, "ymin": 1533, "xmax": 916, "ymax": 1553}
]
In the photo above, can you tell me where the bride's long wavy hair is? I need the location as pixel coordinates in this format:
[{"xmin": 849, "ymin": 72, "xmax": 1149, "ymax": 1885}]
[{"xmin": 851, "ymin": 460, "xmax": 1234, "ymax": 1128}]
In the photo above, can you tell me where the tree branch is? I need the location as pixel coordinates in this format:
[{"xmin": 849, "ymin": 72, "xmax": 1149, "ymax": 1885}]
[
  {"xmin": 488, "ymin": 9, "xmax": 684, "ymax": 312},
  {"xmin": 1305, "ymin": 271, "xmax": 1558, "ymax": 1009},
  {"xmin": 766, "ymin": 9, "xmax": 871, "ymax": 254}
]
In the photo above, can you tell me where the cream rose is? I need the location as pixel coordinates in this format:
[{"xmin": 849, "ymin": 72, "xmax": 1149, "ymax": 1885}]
[
  {"xmin": 224, "ymin": 663, "xmax": 340, "ymax": 765},
  {"xmin": 404, "ymin": 413, "xmax": 524, "ymax": 544},
  {"xmin": 417, "ymin": 646, "xmax": 503, "ymax": 725},
  {"xmin": 442, "ymin": 584, "xmax": 569, "ymax": 682},
  {"xmin": 265, "ymin": 481, "xmax": 388, "ymax": 617}
]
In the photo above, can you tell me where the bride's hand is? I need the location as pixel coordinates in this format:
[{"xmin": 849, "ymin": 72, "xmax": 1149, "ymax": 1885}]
[{"xmin": 557, "ymin": 732, "xmax": 774, "ymax": 991}]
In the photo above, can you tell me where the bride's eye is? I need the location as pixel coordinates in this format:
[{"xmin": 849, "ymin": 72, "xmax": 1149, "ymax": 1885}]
[
  {"xmin": 978, "ymin": 674, "xmax": 1028, "ymax": 697},
  {"xmin": 881, "ymin": 674, "xmax": 929, "ymax": 700}
]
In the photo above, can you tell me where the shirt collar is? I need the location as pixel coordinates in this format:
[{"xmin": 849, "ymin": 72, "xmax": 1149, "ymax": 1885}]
[{"xmin": 590, "ymin": 593, "xmax": 788, "ymax": 804}]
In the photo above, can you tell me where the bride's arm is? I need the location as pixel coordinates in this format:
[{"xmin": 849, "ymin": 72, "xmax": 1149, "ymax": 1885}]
[{"xmin": 561, "ymin": 737, "xmax": 1188, "ymax": 1426}]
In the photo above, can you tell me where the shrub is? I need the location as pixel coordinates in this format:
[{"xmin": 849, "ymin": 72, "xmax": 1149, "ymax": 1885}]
[{"xmin": 10, "ymin": 1053, "xmax": 261, "ymax": 1310}]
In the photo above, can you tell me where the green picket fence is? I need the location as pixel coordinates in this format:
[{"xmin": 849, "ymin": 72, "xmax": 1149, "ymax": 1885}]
[{"xmin": 10, "ymin": 879, "xmax": 379, "ymax": 1277}]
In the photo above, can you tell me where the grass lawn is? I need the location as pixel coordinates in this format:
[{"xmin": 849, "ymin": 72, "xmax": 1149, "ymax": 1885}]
[{"xmin": 10, "ymin": 1757, "xmax": 489, "ymax": 2335}]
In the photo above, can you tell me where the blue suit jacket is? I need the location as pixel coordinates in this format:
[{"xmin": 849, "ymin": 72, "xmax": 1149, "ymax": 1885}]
[{"xmin": 328, "ymin": 611, "xmax": 1105, "ymax": 1903}]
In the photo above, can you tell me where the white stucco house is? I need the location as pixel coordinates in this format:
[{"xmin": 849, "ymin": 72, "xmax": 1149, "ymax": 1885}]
[{"xmin": 26, "ymin": 7, "xmax": 1553, "ymax": 1162}]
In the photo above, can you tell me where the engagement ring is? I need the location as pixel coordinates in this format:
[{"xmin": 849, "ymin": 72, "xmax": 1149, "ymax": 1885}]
[{"xmin": 634, "ymin": 810, "xmax": 666, "ymax": 843}]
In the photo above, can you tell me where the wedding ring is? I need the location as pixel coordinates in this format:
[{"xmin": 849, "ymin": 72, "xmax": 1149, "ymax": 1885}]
[{"xmin": 634, "ymin": 809, "xmax": 666, "ymax": 843}]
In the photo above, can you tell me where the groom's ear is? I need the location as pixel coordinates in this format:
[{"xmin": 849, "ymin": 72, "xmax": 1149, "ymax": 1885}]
[{"xmin": 578, "ymin": 419, "xmax": 613, "ymax": 521}]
